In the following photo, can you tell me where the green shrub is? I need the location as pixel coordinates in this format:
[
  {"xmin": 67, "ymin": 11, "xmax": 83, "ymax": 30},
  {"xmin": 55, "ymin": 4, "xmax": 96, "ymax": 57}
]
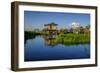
[{"xmin": 55, "ymin": 33, "xmax": 90, "ymax": 45}]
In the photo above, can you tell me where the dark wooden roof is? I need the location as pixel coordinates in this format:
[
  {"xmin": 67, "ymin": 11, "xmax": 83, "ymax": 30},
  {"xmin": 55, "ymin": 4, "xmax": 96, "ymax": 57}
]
[{"xmin": 44, "ymin": 23, "xmax": 58, "ymax": 26}]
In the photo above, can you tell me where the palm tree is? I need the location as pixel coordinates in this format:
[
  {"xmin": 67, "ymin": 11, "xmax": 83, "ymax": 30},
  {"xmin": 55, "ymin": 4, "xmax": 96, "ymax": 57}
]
[
  {"xmin": 84, "ymin": 25, "xmax": 90, "ymax": 33},
  {"xmin": 85, "ymin": 25, "xmax": 90, "ymax": 30},
  {"xmin": 79, "ymin": 26, "xmax": 84, "ymax": 33}
]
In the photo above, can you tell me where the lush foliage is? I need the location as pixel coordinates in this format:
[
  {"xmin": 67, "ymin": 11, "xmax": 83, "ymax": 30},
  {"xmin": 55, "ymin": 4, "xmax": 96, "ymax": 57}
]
[
  {"xmin": 54, "ymin": 33, "xmax": 90, "ymax": 45},
  {"xmin": 25, "ymin": 31, "xmax": 40, "ymax": 40}
]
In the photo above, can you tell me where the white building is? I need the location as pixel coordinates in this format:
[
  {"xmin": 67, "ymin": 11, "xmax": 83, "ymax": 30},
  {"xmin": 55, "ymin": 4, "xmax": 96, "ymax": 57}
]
[
  {"xmin": 71, "ymin": 22, "xmax": 80, "ymax": 29},
  {"xmin": 71, "ymin": 22, "xmax": 80, "ymax": 34}
]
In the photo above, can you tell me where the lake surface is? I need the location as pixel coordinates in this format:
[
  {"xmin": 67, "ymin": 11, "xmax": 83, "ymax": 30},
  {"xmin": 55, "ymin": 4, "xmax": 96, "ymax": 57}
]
[{"xmin": 24, "ymin": 36, "xmax": 90, "ymax": 62}]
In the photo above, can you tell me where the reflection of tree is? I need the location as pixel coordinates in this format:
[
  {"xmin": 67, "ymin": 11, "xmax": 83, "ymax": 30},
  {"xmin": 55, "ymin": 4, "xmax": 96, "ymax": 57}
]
[
  {"xmin": 24, "ymin": 31, "xmax": 38, "ymax": 44},
  {"xmin": 24, "ymin": 34, "xmax": 35, "ymax": 44}
]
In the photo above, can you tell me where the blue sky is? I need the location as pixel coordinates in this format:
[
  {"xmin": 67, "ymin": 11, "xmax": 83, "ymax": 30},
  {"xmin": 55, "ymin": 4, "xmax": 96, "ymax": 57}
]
[{"xmin": 24, "ymin": 11, "xmax": 90, "ymax": 31}]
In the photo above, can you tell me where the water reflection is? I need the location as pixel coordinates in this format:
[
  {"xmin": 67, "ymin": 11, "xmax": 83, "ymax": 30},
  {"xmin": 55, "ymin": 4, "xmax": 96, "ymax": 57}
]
[
  {"xmin": 43, "ymin": 35, "xmax": 57, "ymax": 46},
  {"xmin": 24, "ymin": 35, "xmax": 90, "ymax": 61}
]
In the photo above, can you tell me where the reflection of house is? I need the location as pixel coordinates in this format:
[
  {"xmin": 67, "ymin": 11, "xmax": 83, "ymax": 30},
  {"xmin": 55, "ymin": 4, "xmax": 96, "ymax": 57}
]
[
  {"xmin": 43, "ymin": 23, "xmax": 58, "ymax": 35},
  {"xmin": 43, "ymin": 35, "xmax": 56, "ymax": 46}
]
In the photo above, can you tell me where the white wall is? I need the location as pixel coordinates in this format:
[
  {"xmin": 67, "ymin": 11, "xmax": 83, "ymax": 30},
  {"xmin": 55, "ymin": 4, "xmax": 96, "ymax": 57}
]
[{"xmin": 0, "ymin": 0, "xmax": 99, "ymax": 73}]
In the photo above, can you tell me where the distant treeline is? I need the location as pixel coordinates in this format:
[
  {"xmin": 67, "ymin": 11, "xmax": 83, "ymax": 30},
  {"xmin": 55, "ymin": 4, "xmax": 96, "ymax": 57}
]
[{"xmin": 24, "ymin": 31, "xmax": 40, "ymax": 41}]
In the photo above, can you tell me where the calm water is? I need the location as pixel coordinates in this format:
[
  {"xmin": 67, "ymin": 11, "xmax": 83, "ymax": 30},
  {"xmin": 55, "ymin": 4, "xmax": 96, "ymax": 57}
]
[{"xmin": 24, "ymin": 36, "xmax": 90, "ymax": 62}]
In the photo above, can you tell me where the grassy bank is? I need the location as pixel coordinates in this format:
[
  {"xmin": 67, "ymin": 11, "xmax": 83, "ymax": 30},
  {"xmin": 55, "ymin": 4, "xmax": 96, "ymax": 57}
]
[{"xmin": 54, "ymin": 33, "xmax": 90, "ymax": 45}]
